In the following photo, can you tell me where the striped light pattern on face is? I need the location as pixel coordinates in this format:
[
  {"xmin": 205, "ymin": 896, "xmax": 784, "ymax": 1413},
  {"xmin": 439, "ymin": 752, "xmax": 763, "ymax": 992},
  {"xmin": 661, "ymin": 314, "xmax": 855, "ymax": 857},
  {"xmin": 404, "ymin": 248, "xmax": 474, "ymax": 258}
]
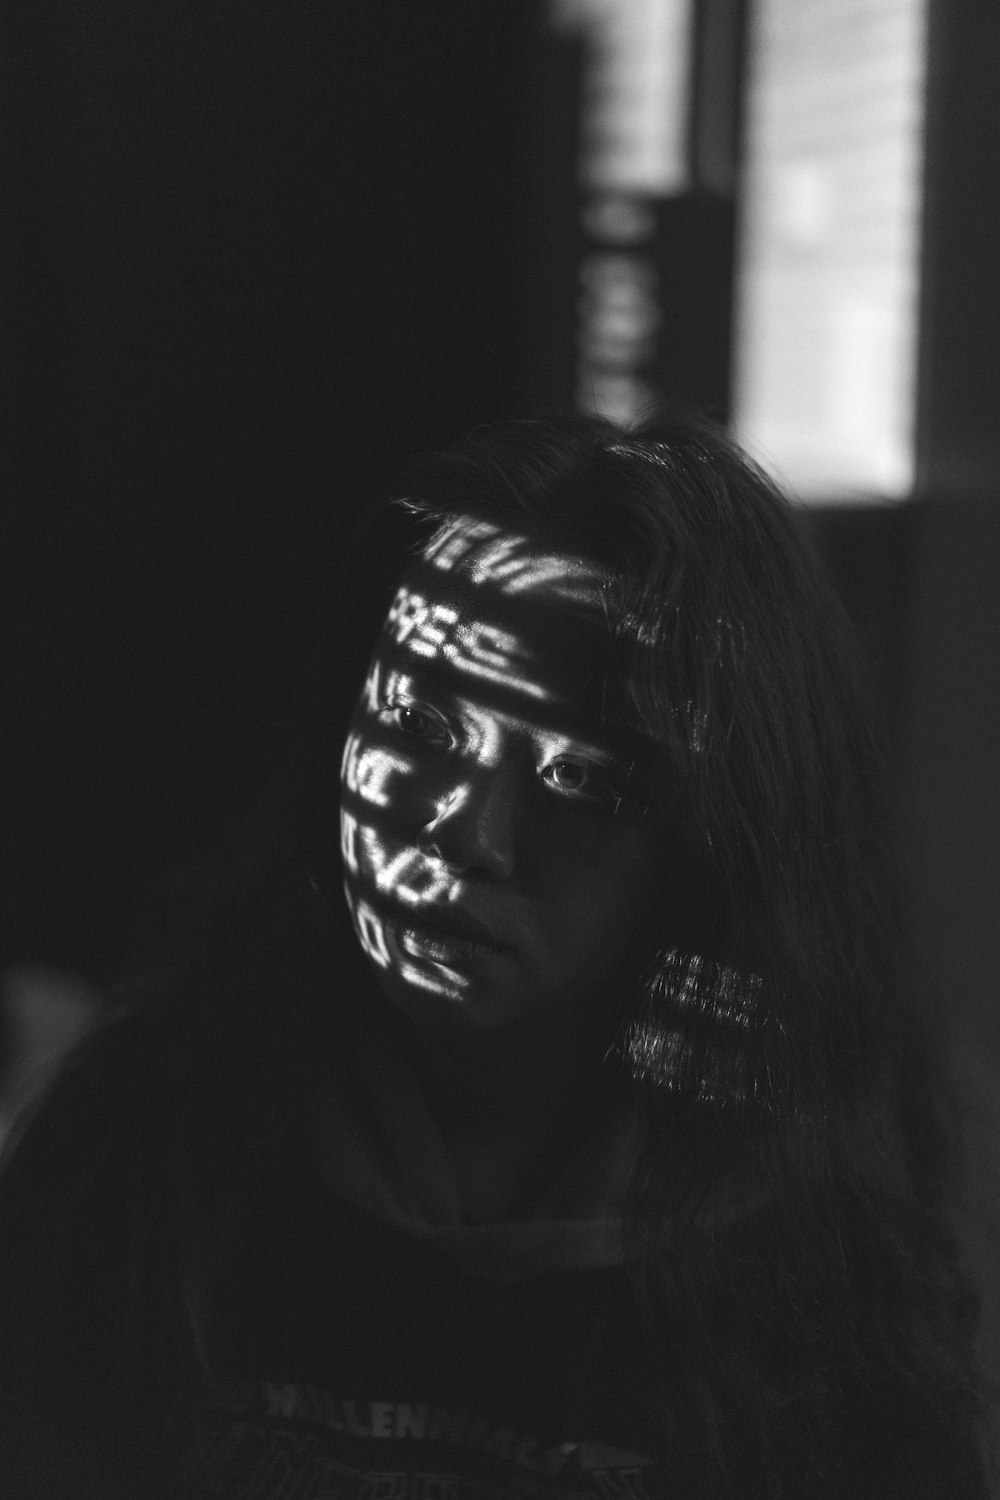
[{"xmin": 338, "ymin": 517, "xmax": 670, "ymax": 1023}]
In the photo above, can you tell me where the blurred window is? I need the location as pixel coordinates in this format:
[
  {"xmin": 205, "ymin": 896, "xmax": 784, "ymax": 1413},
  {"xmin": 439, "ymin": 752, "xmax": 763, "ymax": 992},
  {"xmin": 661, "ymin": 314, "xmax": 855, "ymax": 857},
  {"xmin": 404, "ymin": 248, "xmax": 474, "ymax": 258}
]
[
  {"xmin": 550, "ymin": 0, "xmax": 695, "ymax": 421},
  {"xmin": 732, "ymin": 0, "xmax": 929, "ymax": 502}
]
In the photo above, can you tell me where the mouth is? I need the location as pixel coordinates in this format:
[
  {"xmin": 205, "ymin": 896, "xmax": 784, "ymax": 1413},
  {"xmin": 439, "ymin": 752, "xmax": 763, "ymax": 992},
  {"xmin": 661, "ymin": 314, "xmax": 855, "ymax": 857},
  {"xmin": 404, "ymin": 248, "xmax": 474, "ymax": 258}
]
[
  {"xmin": 398, "ymin": 923, "xmax": 500, "ymax": 969},
  {"xmin": 387, "ymin": 903, "xmax": 509, "ymax": 969}
]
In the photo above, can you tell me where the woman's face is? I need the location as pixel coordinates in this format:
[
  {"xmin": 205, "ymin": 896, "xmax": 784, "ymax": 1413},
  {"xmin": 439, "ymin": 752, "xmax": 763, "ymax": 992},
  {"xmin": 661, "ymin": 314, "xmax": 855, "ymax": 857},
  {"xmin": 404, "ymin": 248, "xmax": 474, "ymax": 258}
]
[{"xmin": 339, "ymin": 516, "xmax": 672, "ymax": 1030}]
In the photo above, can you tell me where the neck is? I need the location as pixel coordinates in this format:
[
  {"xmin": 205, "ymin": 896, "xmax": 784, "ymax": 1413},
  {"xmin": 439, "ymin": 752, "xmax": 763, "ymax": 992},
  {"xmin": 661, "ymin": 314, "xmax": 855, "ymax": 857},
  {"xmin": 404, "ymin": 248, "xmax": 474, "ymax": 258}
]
[{"xmin": 376, "ymin": 993, "xmax": 621, "ymax": 1221}]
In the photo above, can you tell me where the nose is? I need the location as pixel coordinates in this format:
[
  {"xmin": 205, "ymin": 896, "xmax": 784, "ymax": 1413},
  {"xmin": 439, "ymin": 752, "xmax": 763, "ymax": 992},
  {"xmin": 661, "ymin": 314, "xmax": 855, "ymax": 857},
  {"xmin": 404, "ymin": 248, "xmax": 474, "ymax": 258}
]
[{"xmin": 418, "ymin": 764, "xmax": 517, "ymax": 880}]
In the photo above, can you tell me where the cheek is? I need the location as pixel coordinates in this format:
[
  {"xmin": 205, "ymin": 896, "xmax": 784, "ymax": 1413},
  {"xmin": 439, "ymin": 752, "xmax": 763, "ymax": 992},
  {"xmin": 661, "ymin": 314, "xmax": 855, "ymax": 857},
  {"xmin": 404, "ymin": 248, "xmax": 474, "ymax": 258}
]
[
  {"xmin": 550, "ymin": 832, "xmax": 668, "ymax": 948},
  {"xmin": 340, "ymin": 759, "xmax": 462, "ymax": 913},
  {"xmin": 340, "ymin": 722, "xmax": 439, "ymax": 841},
  {"xmin": 342, "ymin": 722, "xmax": 413, "ymax": 810},
  {"xmin": 341, "ymin": 812, "xmax": 458, "ymax": 921}
]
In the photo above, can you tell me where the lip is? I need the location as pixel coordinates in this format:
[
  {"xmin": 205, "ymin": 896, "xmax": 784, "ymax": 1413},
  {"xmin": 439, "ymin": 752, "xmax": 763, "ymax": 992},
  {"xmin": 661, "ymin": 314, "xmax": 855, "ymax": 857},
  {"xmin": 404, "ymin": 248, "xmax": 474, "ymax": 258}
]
[
  {"xmin": 391, "ymin": 904, "xmax": 510, "ymax": 964},
  {"xmin": 398, "ymin": 923, "xmax": 501, "ymax": 969}
]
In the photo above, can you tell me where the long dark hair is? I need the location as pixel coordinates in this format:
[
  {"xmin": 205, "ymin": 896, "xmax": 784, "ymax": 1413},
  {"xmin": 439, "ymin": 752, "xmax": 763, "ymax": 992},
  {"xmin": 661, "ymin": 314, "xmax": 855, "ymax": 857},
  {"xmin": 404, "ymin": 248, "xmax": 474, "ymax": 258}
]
[
  {"xmin": 0, "ymin": 411, "xmax": 988, "ymax": 1494},
  {"xmin": 371, "ymin": 414, "xmax": 987, "ymax": 1486}
]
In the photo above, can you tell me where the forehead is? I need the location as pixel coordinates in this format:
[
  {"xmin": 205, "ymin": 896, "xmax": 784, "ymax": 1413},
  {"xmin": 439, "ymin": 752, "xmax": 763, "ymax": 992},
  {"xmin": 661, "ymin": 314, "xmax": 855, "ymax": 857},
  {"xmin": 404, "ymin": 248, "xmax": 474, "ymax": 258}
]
[
  {"xmin": 420, "ymin": 514, "xmax": 602, "ymax": 602},
  {"xmin": 372, "ymin": 515, "xmax": 610, "ymax": 720}
]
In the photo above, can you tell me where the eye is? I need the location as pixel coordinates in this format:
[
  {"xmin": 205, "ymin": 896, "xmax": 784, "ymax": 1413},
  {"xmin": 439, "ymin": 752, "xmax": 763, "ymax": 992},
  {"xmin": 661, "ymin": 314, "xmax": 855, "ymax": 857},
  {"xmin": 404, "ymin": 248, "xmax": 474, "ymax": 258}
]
[
  {"xmin": 381, "ymin": 701, "xmax": 452, "ymax": 746},
  {"xmin": 541, "ymin": 756, "xmax": 618, "ymax": 807},
  {"xmin": 545, "ymin": 758, "xmax": 590, "ymax": 792}
]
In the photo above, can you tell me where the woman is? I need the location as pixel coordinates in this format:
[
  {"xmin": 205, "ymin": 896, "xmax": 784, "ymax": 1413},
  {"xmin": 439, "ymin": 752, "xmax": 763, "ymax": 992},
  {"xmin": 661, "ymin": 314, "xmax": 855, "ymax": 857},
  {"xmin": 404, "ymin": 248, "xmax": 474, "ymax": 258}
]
[{"xmin": 0, "ymin": 412, "xmax": 989, "ymax": 1496}]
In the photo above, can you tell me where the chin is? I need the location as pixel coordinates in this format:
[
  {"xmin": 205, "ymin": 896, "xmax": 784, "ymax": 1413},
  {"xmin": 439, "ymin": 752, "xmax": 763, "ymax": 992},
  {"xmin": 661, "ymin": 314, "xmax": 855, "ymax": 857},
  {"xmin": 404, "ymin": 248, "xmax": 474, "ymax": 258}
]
[{"xmin": 375, "ymin": 967, "xmax": 543, "ymax": 1032}]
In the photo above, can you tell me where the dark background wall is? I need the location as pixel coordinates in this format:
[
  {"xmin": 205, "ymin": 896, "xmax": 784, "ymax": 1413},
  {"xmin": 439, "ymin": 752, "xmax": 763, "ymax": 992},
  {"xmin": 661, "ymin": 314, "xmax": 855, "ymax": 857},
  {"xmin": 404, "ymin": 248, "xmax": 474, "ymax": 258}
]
[
  {"xmin": 906, "ymin": 0, "xmax": 1000, "ymax": 1059},
  {"xmin": 5, "ymin": 1, "xmax": 534, "ymax": 976}
]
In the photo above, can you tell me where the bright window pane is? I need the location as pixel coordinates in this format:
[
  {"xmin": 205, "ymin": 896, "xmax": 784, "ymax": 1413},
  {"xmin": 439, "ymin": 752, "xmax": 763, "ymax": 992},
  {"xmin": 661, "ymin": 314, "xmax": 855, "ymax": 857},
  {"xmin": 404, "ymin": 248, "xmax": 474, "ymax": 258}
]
[{"xmin": 733, "ymin": 0, "xmax": 928, "ymax": 502}]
